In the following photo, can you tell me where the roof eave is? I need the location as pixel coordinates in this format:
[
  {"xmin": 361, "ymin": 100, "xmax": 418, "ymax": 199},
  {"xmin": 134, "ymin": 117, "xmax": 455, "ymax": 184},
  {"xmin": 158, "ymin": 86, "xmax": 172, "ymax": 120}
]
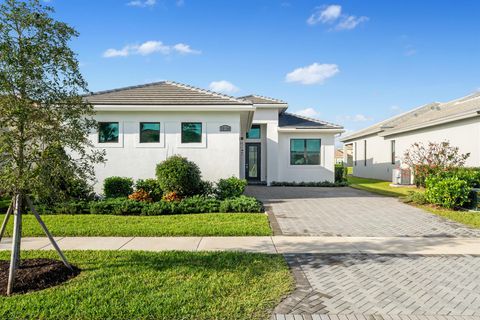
[
  {"xmin": 93, "ymin": 104, "xmax": 255, "ymax": 112},
  {"xmin": 278, "ymin": 127, "xmax": 344, "ymax": 133}
]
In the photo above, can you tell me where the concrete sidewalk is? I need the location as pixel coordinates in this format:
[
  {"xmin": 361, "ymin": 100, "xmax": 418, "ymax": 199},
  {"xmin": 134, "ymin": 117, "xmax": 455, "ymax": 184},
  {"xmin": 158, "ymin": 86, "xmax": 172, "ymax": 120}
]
[{"xmin": 1, "ymin": 236, "xmax": 480, "ymax": 255}]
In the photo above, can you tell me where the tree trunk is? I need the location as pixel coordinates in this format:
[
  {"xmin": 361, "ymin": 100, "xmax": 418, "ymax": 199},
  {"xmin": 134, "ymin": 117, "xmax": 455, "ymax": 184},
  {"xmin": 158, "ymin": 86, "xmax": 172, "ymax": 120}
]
[{"xmin": 7, "ymin": 194, "xmax": 22, "ymax": 295}]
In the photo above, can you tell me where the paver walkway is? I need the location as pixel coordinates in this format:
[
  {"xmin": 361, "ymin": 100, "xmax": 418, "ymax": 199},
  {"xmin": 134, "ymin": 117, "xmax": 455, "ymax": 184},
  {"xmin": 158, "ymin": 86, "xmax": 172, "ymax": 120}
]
[{"xmin": 246, "ymin": 186, "xmax": 480, "ymax": 237}]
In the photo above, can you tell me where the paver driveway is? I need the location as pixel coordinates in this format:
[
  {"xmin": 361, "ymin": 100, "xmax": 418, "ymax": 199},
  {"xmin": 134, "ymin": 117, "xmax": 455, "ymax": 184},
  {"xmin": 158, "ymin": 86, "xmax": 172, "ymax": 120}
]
[{"xmin": 246, "ymin": 186, "xmax": 480, "ymax": 237}]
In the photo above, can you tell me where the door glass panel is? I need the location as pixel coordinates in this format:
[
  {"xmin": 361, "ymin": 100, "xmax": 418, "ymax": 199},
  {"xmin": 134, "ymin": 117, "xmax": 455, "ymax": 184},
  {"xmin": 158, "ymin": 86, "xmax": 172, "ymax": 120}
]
[{"xmin": 248, "ymin": 145, "xmax": 258, "ymax": 178}]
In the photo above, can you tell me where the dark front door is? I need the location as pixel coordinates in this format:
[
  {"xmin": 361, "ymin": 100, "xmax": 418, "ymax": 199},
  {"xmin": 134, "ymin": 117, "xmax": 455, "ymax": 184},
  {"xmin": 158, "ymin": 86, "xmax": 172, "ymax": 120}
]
[{"xmin": 245, "ymin": 143, "xmax": 261, "ymax": 181}]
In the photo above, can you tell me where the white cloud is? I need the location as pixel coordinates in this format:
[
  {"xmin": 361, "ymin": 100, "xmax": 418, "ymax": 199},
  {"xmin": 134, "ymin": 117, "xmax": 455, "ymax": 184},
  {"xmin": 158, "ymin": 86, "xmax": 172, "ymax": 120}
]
[
  {"xmin": 285, "ymin": 63, "xmax": 339, "ymax": 85},
  {"xmin": 209, "ymin": 80, "xmax": 239, "ymax": 94},
  {"xmin": 176, "ymin": 0, "xmax": 185, "ymax": 6},
  {"xmin": 335, "ymin": 15, "xmax": 369, "ymax": 30},
  {"xmin": 137, "ymin": 41, "xmax": 170, "ymax": 55},
  {"xmin": 307, "ymin": 5, "xmax": 342, "ymax": 25},
  {"xmin": 307, "ymin": 4, "xmax": 368, "ymax": 31},
  {"xmin": 127, "ymin": 0, "xmax": 156, "ymax": 7},
  {"xmin": 295, "ymin": 108, "xmax": 321, "ymax": 118},
  {"xmin": 173, "ymin": 43, "xmax": 201, "ymax": 55},
  {"xmin": 103, "ymin": 40, "xmax": 200, "ymax": 58}
]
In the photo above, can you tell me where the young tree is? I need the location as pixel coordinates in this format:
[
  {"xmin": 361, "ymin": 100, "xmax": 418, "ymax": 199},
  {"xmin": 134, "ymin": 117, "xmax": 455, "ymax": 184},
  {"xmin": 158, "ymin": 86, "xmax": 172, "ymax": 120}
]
[{"xmin": 0, "ymin": 0, "xmax": 104, "ymax": 294}]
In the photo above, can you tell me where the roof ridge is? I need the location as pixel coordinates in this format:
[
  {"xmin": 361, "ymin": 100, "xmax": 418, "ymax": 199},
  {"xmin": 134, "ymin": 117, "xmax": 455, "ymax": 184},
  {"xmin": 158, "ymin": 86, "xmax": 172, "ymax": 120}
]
[
  {"xmin": 87, "ymin": 81, "xmax": 167, "ymax": 96},
  {"xmin": 240, "ymin": 94, "xmax": 287, "ymax": 104},
  {"xmin": 165, "ymin": 81, "xmax": 250, "ymax": 104},
  {"xmin": 286, "ymin": 111, "xmax": 342, "ymax": 128}
]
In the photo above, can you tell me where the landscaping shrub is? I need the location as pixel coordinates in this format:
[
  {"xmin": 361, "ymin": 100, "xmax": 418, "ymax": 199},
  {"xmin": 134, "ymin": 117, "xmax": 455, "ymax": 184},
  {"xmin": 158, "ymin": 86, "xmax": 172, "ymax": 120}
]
[
  {"xmin": 215, "ymin": 177, "xmax": 247, "ymax": 199},
  {"xmin": 162, "ymin": 191, "xmax": 182, "ymax": 202},
  {"xmin": 219, "ymin": 196, "xmax": 263, "ymax": 213},
  {"xmin": 53, "ymin": 201, "xmax": 91, "ymax": 214},
  {"xmin": 176, "ymin": 196, "xmax": 221, "ymax": 214},
  {"xmin": 135, "ymin": 179, "xmax": 163, "ymax": 201},
  {"xmin": 113, "ymin": 199, "xmax": 147, "ymax": 215},
  {"xmin": 403, "ymin": 191, "xmax": 428, "ymax": 205},
  {"xmin": 103, "ymin": 177, "xmax": 134, "ymax": 198},
  {"xmin": 334, "ymin": 165, "xmax": 347, "ymax": 183},
  {"xmin": 425, "ymin": 177, "xmax": 470, "ymax": 209},
  {"xmin": 271, "ymin": 181, "xmax": 348, "ymax": 187},
  {"xmin": 141, "ymin": 201, "xmax": 174, "ymax": 216},
  {"xmin": 0, "ymin": 198, "xmax": 11, "ymax": 213},
  {"xmin": 198, "ymin": 180, "xmax": 215, "ymax": 197},
  {"xmin": 156, "ymin": 155, "xmax": 202, "ymax": 196},
  {"xmin": 128, "ymin": 190, "xmax": 152, "ymax": 202}
]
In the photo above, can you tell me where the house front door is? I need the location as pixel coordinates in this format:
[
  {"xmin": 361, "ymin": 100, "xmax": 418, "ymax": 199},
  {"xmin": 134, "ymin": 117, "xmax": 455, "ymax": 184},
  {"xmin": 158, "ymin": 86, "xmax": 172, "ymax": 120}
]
[{"xmin": 245, "ymin": 143, "xmax": 261, "ymax": 181}]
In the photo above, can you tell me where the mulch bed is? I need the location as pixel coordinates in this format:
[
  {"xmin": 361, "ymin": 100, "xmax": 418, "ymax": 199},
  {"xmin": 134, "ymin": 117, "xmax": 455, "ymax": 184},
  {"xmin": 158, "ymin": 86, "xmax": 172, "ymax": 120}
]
[{"xmin": 0, "ymin": 258, "xmax": 80, "ymax": 296}]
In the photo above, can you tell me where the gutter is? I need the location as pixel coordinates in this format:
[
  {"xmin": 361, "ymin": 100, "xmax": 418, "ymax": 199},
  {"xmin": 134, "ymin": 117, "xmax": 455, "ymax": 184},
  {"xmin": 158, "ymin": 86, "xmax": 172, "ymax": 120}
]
[{"xmin": 278, "ymin": 128, "xmax": 345, "ymax": 134}]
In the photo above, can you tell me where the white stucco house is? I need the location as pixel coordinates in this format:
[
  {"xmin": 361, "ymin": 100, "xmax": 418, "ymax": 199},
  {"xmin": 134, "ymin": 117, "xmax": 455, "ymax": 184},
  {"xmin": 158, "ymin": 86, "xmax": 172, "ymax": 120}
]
[
  {"xmin": 340, "ymin": 92, "xmax": 480, "ymax": 181},
  {"xmin": 85, "ymin": 81, "xmax": 343, "ymax": 191}
]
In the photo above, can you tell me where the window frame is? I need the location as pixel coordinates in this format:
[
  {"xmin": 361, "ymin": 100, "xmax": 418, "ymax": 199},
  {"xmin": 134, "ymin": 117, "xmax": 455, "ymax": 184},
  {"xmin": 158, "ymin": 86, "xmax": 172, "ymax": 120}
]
[
  {"xmin": 139, "ymin": 122, "xmax": 161, "ymax": 144},
  {"xmin": 98, "ymin": 121, "xmax": 120, "ymax": 144},
  {"xmin": 289, "ymin": 138, "xmax": 322, "ymax": 166},
  {"xmin": 354, "ymin": 142, "xmax": 357, "ymax": 166},
  {"xmin": 181, "ymin": 122, "xmax": 203, "ymax": 144}
]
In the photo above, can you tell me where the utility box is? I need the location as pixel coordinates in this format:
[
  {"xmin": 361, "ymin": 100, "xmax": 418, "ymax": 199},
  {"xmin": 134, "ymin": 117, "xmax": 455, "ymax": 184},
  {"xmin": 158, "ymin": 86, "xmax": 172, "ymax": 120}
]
[{"xmin": 392, "ymin": 168, "xmax": 412, "ymax": 185}]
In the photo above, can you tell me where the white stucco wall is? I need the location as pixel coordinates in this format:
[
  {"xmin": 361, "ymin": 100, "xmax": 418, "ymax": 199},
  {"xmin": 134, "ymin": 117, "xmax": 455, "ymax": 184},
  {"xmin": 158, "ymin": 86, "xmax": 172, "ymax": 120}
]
[
  {"xmin": 277, "ymin": 132, "xmax": 336, "ymax": 182},
  {"xmin": 91, "ymin": 111, "xmax": 241, "ymax": 193},
  {"xmin": 349, "ymin": 117, "xmax": 480, "ymax": 181}
]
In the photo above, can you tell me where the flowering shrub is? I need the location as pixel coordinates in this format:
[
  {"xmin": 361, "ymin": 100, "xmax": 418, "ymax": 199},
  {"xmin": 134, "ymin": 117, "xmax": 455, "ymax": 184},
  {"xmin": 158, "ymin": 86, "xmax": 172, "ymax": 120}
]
[
  {"xmin": 162, "ymin": 191, "xmax": 181, "ymax": 202},
  {"xmin": 128, "ymin": 189, "xmax": 152, "ymax": 202},
  {"xmin": 403, "ymin": 141, "xmax": 470, "ymax": 187}
]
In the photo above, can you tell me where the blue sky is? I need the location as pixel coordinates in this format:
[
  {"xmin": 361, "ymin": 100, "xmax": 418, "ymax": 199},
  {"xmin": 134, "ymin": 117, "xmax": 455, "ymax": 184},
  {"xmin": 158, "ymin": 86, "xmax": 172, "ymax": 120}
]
[{"xmin": 47, "ymin": 0, "xmax": 480, "ymax": 134}]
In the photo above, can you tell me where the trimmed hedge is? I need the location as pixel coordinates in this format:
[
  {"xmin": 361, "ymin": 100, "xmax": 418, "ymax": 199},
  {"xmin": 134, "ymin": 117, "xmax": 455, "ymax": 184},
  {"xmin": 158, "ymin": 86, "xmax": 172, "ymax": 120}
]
[
  {"xmin": 334, "ymin": 165, "xmax": 347, "ymax": 183},
  {"xmin": 156, "ymin": 155, "xmax": 202, "ymax": 196},
  {"xmin": 425, "ymin": 176, "xmax": 471, "ymax": 209},
  {"xmin": 35, "ymin": 195, "xmax": 263, "ymax": 216},
  {"xmin": 271, "ymin": 181, "xmax": 348, "ymax": 187}
]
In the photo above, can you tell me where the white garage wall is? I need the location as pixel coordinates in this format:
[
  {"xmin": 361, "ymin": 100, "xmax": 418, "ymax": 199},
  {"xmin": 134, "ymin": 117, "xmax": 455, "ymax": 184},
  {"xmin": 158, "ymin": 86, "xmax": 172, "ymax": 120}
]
[
  {"xmin": 351, "ymin": 134, "xmax": 395, "ymax": 181},
  {"xmin": 90, "ymin": 111, "xmax": 241, "ymax": 193},
  {"xmin": 277, "ymin": 132, "xmax": 336, "ymax": 182}
]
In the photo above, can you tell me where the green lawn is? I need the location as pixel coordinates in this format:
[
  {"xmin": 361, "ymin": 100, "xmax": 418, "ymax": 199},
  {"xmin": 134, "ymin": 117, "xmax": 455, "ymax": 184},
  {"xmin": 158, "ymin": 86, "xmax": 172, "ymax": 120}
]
[
  {"xmin": 347, "ymin": 176, "xmax": 418, "ymax": 197},
  {"xmin": 1, "ymin": 213, "xmax": 272, "ymax": 237},
  {"xmin": 347, "ymin": 176, "xmax": 480, "ymax": 229},
  {"xmin": 0, "ymin": 250, "xmax": 293, "ymax": 320}
]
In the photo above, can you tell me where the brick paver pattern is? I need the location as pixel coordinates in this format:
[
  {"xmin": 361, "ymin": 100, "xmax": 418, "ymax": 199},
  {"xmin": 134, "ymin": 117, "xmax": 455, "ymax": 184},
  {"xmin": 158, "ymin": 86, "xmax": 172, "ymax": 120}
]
[
  {"xmin": 295, "ymin": 254, "xmax": 480, "ymax": 316},
  {"xmin": 247, "ymin": 186, "xmax": 480, "ymax": 237}
]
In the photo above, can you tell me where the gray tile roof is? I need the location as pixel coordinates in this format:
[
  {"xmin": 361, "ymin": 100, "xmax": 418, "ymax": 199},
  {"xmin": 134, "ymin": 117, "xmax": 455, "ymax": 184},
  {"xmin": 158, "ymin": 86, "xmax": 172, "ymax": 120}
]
[
  {"xmin": 85, "ymin": 81, "xmax": 251, "ymax": 105},
  {"xmin": 279, "ymin": 112, "xmax": 343, "ymax": 129},
  {"xmin": 341, "ymin": 92, "xmax": 480, "ymax": 142},
  {"xmin": 238, "ymin": 94, "xmax": 287, "ymax": 105}
]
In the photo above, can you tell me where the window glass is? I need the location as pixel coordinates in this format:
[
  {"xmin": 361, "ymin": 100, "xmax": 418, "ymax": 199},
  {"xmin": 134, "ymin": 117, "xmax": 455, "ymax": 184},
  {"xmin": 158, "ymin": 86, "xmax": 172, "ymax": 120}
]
[
  {"xmin": 246, "ymin": 125, "xmax": 261, "ymax": 139},
  {"xmin": 290, "ymin": 139, "xmax": 321, "ymax": 165},
  {"xmin": 181, "ymin": 122, "xmax": 202, "ymax": 143},
  {"xmin": 98, "ymin": 122, "xmax": 119, "ymax": 143},
  {"xmin": 140, "ymin": 122, "xmax": 160, "ymax": 143},
  {"xmin": 391, "ymin": 140, "xmax": 396, "ymax": 164}
]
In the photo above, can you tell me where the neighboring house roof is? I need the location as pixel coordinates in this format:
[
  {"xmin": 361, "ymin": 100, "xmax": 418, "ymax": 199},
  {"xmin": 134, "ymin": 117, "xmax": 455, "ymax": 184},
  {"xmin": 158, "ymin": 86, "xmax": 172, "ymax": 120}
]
[
  {"xmin": 238, "ymin": 94, "xmax": 287, "ymax": 105},
  {"xmin": 279, "ymin": 112, "xmax": 343, "ymax": 129},
  {"xmin": 335, "ymin": 149, "xmax": 344, "ymax": 158},
  {"xmin": 341, "ymin": 92, "xmax": 480, "ymax": 142},
  {"xmin": 85, "ymin": 81, "xmax": 251, "ymax": 105}
]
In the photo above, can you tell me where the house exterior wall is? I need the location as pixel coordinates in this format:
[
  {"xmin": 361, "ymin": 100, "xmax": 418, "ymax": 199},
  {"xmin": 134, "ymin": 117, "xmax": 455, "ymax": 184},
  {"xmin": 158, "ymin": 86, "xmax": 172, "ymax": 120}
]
[
  {"xmin": 277, "ymin": 132, "xmax": 336, "ymax": 182},
  {"xmin": 349, "ymin": 117, "xmax": 480, "ymax": 181},
  {"xmin": 91, "ymin": 111, "xmax": 242, "ymax": 193}
]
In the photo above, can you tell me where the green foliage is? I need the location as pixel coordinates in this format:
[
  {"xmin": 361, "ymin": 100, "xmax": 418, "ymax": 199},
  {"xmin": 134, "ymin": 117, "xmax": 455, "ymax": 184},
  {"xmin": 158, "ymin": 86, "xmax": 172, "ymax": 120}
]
[
  {"xmin": 271, "ymin": 181, "xmax": 348, "ymax": 187},
  {"xmin": 215, "ymin": 177, "xmax": 247, "ymax": 200},
  {"xmin": 0, "ymin": 0, "xmax": 105, "ymax": 196},
  {"xmin": 176, "ymin": 196, "xmax": 221, "ymax": 214},
  {"xmin": 135, "ymin": 179, "xmax": 163, "ymax": 201},
  {"xmin": 334, "ymin": 164, "xmax": 347, "ymax": 183},
  {"xmin": 103, "ymin": 177, "xmax": 134, "ymax": 198},
  {"xmin": 425, "ymin": 177, "xmax": 470, "ymax": 209},
  {"xmin": 141, "ymin": 201, "xmax": 173, "ymax": 216},
  {"xmin": 156, "ymin": 155, "xmax": 202, "ymax": 196},
  {"xmin": 90, "ymin": 198, "xmax": 146, "ymax": 215},
  {"xmin": 219, "ymin": 196, "xmax": 263, "ymax": 213},
  {"xmin": 33, "ymin": 144, "xmax": 95, "ymax": 206},
  {"xmin": 403, "ymin": 191, "xmax": 428, "ymax": 205}
]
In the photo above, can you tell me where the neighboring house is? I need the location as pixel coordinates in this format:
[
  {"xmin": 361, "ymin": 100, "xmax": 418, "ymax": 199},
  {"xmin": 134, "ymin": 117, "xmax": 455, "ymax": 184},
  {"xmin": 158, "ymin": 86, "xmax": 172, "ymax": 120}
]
[
  {"xmin": 85, "ymin": 81, "xmax": 343, "ymax": 191},
  {"xmin": 335, "ymin": 149, "xmax": 344, "ymax": 164},
  {"xmin": 340, "ymin": 92, "xmax": 480, "ymax": 181}
]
